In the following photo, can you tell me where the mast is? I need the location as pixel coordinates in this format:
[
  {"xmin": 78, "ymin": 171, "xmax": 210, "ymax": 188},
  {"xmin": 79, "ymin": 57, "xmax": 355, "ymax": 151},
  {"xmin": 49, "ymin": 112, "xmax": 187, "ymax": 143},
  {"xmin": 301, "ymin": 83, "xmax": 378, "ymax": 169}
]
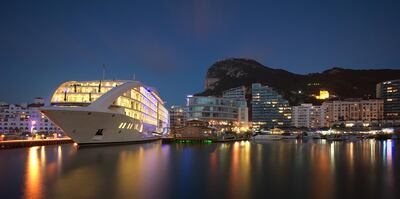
[
  {"xmin": 99, "ymin": 64, "xmax": 106, "ymax": 93},
  {"xmin": 102, "ymin": 64, "xmax": 106, "ymax": 80}
]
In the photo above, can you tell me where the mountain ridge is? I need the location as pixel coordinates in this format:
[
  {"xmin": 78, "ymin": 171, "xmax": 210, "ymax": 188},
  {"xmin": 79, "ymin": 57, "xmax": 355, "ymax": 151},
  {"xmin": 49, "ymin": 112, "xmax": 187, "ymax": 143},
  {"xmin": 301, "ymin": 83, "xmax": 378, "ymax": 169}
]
[{"xmin": 196, "ymin": 58, "xmax": 400, "ymax": 105}]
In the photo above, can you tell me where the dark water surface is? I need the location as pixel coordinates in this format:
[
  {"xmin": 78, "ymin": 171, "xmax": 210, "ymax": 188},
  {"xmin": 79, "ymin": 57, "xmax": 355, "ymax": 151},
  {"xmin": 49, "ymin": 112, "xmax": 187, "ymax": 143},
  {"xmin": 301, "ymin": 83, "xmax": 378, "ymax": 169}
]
[{"xmin": 0, "ymin": 140, "xmax": 399, "ymax": 199}]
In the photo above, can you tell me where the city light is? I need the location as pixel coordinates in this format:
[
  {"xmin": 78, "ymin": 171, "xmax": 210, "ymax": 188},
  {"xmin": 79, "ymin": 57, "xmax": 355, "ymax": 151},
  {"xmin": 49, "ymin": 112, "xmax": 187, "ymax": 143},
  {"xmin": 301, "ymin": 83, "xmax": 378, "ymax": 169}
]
[{"xmin": 315, "ymin": 90, "xmax": 330, "ymax": 100}]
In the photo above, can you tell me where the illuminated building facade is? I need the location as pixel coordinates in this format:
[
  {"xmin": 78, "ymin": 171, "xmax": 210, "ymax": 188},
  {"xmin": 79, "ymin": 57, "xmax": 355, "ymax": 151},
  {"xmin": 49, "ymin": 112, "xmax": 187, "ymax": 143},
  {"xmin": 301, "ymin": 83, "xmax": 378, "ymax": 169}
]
[
  {"xmin": 169, "ymin": 105, "xmax": 187, "ymax": 128},
  {"xmin": 377, "ymin": 79, "xmax": 400, "ymax": 119},
  {"xmin": 42, "ymin": 80, "xmax": 169, "ymax": 145},
  {"xmin": 0, "ymin": 98, "xmax": 63, "ymax": 135},
  {"xmin": 323, "ymin": 99, "xmax": 384, "ymax": 127},
  {"xmin": 186, "ymin": 95, "xmax": 238, "ymax": 131},
  {"xmin": 292, "ymin": 104, "xmax": 327, "ymax": 128},
  {"xmin": 251, "ymin": 83, "xmax": 291, "ymax": 129},
  {"xmin": 222, "ymin": 86, "xmax": 249, "ymax": 127}
]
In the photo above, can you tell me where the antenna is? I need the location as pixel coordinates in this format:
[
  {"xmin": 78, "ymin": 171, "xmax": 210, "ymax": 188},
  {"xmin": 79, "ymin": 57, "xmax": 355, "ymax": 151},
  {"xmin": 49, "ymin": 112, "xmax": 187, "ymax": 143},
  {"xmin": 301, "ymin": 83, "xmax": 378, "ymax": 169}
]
[
  {"xmin": 102, "ymin": 64, "xmax": 106, "ymax": 80},
  {"xmin": 133, "ymin": 73, "xmax": 136, "ymax": 81}
]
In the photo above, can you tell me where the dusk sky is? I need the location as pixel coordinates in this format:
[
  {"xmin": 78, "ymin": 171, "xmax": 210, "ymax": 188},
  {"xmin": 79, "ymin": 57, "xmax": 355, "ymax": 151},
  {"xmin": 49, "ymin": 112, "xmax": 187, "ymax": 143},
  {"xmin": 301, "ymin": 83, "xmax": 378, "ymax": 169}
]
[{"xmin": 1, "ymin": 0, "xmax": 399, "ymax": 106}]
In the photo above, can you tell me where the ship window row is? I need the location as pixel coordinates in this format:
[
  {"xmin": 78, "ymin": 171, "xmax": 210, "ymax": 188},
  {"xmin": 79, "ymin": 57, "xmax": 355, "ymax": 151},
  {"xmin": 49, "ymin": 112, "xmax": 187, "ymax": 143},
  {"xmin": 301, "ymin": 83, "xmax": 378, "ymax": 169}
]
[
  {"xmin": 53, "ymin": 84, "xmax": 116, "ymax": 94},
  {"xmin": 51, "ymin": 81, "xmax": 125, "ymax": 103},
  {"xmin": 115, "ymin": 88, "xmax": 169, "ymax": 125},
  {"xmin": 115, "ymin": 97, "xmax": 157, "ymax": 118},
  {"xmin": 54, "ymin": 86, "xmax": 114, "ymax": 94},
  {"xmin": 118, "ymin": 102, "xmax": 168, "ymax": 126},
  {"xmin": 118, "ymin": 122, "xmax": 143, "ymax": 132},
  {"xmin": 121, "ymin": 88, "xmax": 158, "ymax": 112},
  {"xmin": 51, "ymin": 93, "xmax": 103, "ymax": 103},
  {"xmin": 124, "ymin": 109, "xmax": 159, "ymax": 126}
]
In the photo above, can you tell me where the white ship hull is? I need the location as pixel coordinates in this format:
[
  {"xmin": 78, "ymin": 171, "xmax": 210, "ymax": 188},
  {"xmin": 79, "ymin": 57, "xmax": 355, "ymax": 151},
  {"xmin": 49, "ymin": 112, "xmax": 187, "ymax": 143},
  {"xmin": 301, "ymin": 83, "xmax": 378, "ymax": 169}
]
[{"xmin": 41, "ymin": 107, "xmax": 160, "ymax": 145}]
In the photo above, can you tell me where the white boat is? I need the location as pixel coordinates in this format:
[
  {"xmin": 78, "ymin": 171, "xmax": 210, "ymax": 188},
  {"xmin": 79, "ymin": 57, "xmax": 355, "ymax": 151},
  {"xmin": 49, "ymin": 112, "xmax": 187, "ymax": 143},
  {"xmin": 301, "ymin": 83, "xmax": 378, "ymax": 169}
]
[
  {"xmin": 281, "ymin": 133, "xmax": 298, "ymax": 139},
  {"xmin": 253, "ymin": 134, "xmax": 283, "ymax": 140},
  {"xmin": 41, "ymin": 80, "xmax": 169, "ymax": 146},
  {"xmin": 301, "ymin": 132, "xmax": 322, "ymax": 140}
]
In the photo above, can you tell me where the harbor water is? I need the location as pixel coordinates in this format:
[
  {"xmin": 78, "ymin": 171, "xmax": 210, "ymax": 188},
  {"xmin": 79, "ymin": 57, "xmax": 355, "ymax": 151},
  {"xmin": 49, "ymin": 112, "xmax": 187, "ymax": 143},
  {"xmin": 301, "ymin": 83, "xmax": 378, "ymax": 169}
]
[{"xmin": 0, "ymin": 140, "xmax": 399, "ymax": 199}]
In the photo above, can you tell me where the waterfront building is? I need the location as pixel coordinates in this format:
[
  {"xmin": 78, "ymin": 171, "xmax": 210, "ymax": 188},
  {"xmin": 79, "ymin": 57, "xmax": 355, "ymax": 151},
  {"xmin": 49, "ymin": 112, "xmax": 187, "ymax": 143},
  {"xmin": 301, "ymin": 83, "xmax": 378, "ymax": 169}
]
[
  {"xmin": 251, "ymin": 83, "xmax": 291, "ymax": 130},
  {"xmin": 0, "ymin": 98, "xmax": 63, "ymax": 135},
  {"xmin": 173, "ymin": 119, "xmax": 213, "ymax": 139},
  {"xmin": 222, "ymin": 86, "xmax": 249, "ymax": 128},
  {"xmin": 186, "ymin": 95, "xmax": 238, "ymax": 131},
  {"xmin": 291, "ymin": 104, "xmax": 327, "ymax": 128},
  {"xmin": 169, "ymin": 105, "xmax": 187, "ymax": 128},
  {"xmin": 323, "ymin": 99, "xmax": 384, "ymax": 127},
  {"xmin": 377, "ymin": 79, "xmax": 400, "ymax": 119}
]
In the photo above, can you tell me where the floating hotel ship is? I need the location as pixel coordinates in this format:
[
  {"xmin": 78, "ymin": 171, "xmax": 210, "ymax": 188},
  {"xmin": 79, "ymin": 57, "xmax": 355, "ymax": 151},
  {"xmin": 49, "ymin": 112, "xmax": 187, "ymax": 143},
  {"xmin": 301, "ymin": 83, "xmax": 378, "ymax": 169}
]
[{"xmin": 41, "ymin": 80, "xmax": 169, "ymax": 145}]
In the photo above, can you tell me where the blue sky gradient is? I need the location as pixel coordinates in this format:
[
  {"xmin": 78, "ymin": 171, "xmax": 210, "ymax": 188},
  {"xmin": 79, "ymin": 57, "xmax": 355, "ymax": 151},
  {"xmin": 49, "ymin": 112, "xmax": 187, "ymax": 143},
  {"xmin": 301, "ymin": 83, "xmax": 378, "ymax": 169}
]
[{"xmin": 1, "ymin": 0, "xmax": 399, "ymax": 106}]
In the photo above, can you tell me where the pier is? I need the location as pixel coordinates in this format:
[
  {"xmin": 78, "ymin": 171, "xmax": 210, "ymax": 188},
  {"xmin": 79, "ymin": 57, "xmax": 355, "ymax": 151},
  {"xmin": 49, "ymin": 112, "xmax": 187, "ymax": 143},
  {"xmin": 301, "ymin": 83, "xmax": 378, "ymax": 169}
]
[
  {"xmin": 161, "ymin": 137, "xmax": 249, "ymax": 144},
  {"xmin": 0, "ymin": 138, "xmax": 73, "ymax": 149}
]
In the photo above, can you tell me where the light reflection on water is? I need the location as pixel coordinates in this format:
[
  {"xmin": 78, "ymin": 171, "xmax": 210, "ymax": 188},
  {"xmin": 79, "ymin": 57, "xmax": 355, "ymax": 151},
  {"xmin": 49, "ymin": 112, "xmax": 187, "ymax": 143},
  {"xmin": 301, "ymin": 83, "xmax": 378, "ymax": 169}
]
[{"xmin": 0, "ymin": 140, "xmax": 399, "ymax": 199}]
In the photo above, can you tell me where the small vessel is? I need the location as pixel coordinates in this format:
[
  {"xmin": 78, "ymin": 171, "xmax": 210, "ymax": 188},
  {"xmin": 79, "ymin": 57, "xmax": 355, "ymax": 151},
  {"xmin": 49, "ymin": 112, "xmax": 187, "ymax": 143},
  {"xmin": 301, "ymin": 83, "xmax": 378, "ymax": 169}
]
[
  {"xmin": 326, "ymin": 134, "xmax": 362, "ymax": 141},
  {"xmin": 213, "ymin": 134, "xmax": 240, "ymax": 142},
  {"xmin": 253, "ymin": 134, "xmax": 283, "ymax": 141},
  {"xmin": 301, "ymin": 132, "xmax": 321, "ymax": 140},
  {"xmin": 345, "ymin": 134, "xmax": 363, "ymax": 141},
  {"xmin": 41, "ymin": 80, "xmax": 169, "ymax": 146},
  {"xmin": 281, "ymin": 132, "xmax": 298, "ymax": 139},
  {"xmin": 326, "ymin": 134, "xmax": 345, "ymax": 141}
]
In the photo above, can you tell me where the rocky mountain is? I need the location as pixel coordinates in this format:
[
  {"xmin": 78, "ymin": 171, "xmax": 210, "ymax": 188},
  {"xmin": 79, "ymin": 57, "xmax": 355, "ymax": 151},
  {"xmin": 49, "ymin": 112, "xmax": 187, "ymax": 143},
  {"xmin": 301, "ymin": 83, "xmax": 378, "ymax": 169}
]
[{"xmin": 196, "ymin": 58, "xmax": 400, "ymax": 105}]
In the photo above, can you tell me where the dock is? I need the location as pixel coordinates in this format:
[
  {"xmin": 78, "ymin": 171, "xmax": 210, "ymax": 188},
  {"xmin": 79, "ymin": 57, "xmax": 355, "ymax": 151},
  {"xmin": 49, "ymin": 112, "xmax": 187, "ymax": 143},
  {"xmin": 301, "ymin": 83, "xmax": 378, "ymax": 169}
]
[
  {"xmin": 161, "ymin": 137, "xmax": 249, "ymax": 143},
  {"xmin": 0, "ymin": 138, "xmax": 73, "ymax": 149},
  {"xmin": 213, "ymin": 138, "xmax": 249, "ymax": 142}
]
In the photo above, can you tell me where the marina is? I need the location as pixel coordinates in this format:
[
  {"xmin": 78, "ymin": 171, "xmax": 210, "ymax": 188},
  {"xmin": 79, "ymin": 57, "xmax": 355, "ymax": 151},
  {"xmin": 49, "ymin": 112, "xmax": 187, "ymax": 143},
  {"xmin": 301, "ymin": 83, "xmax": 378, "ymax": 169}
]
[{"xmin": 1, "ymin": 1, "xmax": 400, "ymax": 198}]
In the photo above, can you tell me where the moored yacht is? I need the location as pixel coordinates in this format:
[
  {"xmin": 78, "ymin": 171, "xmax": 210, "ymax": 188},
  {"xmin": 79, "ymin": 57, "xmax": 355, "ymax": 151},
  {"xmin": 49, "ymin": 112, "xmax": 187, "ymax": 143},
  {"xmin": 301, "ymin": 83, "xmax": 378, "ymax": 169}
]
[
  {"xmin": 41, "ymin": 80, "xmax": 169, "ymax": 146},
  {"xmin": 253, "ymin": 133, "xmax": 283, "ymax": 141}
]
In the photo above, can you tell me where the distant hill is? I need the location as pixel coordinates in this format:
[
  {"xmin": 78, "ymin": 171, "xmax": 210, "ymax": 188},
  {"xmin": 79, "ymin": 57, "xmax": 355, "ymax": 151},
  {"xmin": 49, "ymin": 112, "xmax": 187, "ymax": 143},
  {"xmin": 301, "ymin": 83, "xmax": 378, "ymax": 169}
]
[{"xmin": 196, "ymin": 58, "xmax": 400, "ymax": 105}]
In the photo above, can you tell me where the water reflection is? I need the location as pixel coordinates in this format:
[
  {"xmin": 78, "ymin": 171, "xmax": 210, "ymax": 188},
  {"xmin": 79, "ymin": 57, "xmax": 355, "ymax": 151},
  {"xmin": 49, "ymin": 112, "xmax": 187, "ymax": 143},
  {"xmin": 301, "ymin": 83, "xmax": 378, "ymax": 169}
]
[
  {"xmin": 1, "ymin": 140, "xmax": 398, "ymax": 199},
  {"xmin": 23, "ymin": 146, "xmax": 43, "ymax": 199}
]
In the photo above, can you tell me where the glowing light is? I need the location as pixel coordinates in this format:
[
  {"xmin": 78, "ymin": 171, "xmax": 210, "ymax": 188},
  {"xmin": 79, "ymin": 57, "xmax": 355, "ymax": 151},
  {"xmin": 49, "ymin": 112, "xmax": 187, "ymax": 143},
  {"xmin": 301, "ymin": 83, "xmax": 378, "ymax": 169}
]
[
  {"xmin": 24, "ymin": 147, "xmax": 42, "ymax": 199},
  {"xmin": 382, "ymin": 128, "xmax": 394, "ymax": 134},
  {"xmin": 315, "ymin": 90, "xmax": 329, "ymax": 100}
]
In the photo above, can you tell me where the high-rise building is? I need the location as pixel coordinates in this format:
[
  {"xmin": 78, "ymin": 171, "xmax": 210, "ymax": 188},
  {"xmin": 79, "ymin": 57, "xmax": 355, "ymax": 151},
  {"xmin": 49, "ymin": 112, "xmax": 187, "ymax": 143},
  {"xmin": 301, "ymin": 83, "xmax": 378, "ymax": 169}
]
[
  {"xmin": 0, "ymin": 98, "xmax": 63, "ymax": 135},
  {"xmin": 292, "ymin": 104, "xmax": 327, "ymax": 128},
  {"xmin": 377, "ymin": 79, "xmax": 400, "ymax": 119},
  {"xmin": 186, "ymin": 95, "xmax": 238, "ymax": 131},
  {"xmin": 222, "ymin": 86, "xmax": 249, "ymax": 127},
  {"xmin": 251, "ymin": 83, "xmax": 291, "ymax": 129},
  {"xmin": 323, "ymin": 99, "xmax": 384, "ymax": 127},
  {"xmin": 169, "ymin": 105, "xmax": 187, "ymax": 128}
]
